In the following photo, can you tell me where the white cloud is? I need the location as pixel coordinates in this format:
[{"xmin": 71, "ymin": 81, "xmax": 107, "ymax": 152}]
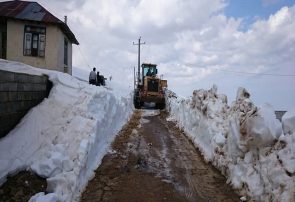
[{"xmin": 268, "ymin": 6, "xmax": 291, "ymax": 31}]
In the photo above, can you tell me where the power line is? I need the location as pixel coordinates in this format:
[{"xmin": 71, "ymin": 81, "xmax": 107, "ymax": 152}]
[
  {"xmin": 77, "ymin": 45, "xmax": 91, "ymax": 68},
  {"xmin": 217, "ymin": 69, "xmax": 295, "ymax": 77},
  {"xmin": 185, "ymin": 64, "xmax": 295, "ymax": 77}
]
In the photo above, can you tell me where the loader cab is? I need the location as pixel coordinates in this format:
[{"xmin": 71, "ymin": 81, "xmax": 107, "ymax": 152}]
[
  {"xmin": 142, "ymin": 63, "xmax": 158, "ymax": 78},
  {"xmin": 134, "ymin": 62, "xmax": 166, "ymax": 109}
]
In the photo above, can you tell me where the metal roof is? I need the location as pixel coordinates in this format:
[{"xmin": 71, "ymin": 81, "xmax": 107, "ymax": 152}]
[
  {"xmin": 0, "ymin": 0, "xmax": 79, "ymax": 44},
  {"xmin": 142, "ymin": 63, "xmax": 157, "ymax": 67}
]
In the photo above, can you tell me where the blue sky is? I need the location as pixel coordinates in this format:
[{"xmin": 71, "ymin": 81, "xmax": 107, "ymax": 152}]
[{"xmin": 225, "ymin": 0, "xmax": 295, "ymax": 30}]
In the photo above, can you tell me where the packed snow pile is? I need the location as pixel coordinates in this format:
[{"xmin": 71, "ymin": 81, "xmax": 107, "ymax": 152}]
[
  {"xmin": 166, "ymin": 85, "xmax": 295, "ymax": 201},
  {"xmin": 0, "ymin": 59, "xmax": 133, "ymax": 201}
]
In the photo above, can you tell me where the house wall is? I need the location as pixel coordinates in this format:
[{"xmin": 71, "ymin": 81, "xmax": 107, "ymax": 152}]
[
  {"xmin": 55, "ymin": 34, "xmax": 73, "ymax": 75},
  {"xmin": 6, "ymin": 20, "xmax": 73, "ymax": 75}
]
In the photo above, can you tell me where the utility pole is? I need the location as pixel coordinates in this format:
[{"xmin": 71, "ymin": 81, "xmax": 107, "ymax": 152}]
[
  {"xmin": 133, "ymin": 37, "xmax": 145, "ymax": 84},
  {"xmin": 133, "ymin": 66, "xmax": 135, "ymax": 90}
]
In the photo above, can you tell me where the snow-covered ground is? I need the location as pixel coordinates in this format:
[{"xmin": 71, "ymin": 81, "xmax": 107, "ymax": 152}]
[
  {"xmin": 1, "ymin": 59, "xmax": 294, "ymax": 202},
  {"xmin": 0, "ymin": 60, "xmax": 133, "ymax": 201},
  {"xmin": 166, "ymin": 85, "xmax": 295, "ymax": 201}
]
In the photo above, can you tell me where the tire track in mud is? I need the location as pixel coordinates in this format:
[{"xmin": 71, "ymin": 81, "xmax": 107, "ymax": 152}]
[
  {"xmin": 81, "ymin": 110, "xmax": 240, "ymax": 202},
  {"xmin": 159, "ymin": 112, "xmax": 239, "ymax": 201}
]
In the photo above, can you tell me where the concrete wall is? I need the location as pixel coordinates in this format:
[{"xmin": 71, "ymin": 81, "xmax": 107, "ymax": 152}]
[
  {"xmin": 6, "ymin": 20, "xmax": 72, "ymax": 75},
  {"xmin": 275, "ymin": 111, "xmax": 287, "ymax": 122},
  {"xmin": 0, "ymin": 70, "xmax": 52, "ymax": 138}
]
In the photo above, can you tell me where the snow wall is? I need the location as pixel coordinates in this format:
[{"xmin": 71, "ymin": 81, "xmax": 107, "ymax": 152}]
[
  {"xmin": 166, "ymin": 85, "xmax": 295, "ymax": 201},
  {"xmin": 0, "ymin": 60, "xmax": 134, "ymax": 201}
]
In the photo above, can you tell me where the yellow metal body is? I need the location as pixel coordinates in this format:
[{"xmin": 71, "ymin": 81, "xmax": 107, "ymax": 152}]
[{"xmin": 141, "ymin": 76, "xmax": 165, "ymax": 103}]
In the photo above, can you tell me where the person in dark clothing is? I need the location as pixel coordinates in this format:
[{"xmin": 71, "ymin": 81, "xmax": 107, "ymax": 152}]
[
  {"xmin": 100, "ymin": 75, "xmax": 105, "ymax": 86},
  {"xmin": 146, "ymin": 68, "xmax": 152, "ymax": 76},
  {"xmin": 89, "ymin": 67, "xmax": 96, "ymax": 85},
  {"xmin": 96, "ymin": 71, "xmax": 101, "ymax": 86}
]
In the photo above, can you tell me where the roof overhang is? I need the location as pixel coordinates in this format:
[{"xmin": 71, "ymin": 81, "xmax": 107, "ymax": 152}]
[{"xmin": 0, "ymin": 1, "xmax": 79, "ymax": 45}]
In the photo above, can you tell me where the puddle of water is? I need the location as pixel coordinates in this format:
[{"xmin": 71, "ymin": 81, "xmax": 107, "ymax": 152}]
[
  {"xmin": 140, "ymin": 118, "xmax": 150, "ymax": 124},
  {"xmin": 142, "ymin": 109, "xmax": 160, "ymax": 117}
]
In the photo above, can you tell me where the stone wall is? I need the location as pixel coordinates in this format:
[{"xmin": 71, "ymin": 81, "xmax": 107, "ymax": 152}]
[{"xmin": 0, "ymin": 70, "xmax": 52, "ymax": 138}]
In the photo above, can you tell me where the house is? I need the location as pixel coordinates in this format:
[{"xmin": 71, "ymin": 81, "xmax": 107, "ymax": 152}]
[{"xmin": 0, "ymin": 0, "xmax": 79, "ymax": 75}]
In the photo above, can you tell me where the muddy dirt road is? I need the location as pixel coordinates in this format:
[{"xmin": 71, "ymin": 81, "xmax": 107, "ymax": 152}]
[{"xmin": 81, "ymin": 109, "xmax": 240, "ymax": 202}]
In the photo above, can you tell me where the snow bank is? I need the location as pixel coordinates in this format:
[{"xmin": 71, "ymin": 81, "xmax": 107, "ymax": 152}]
[
  {"xmin": 0, "ymin": 59, "xmax": 133, "ymax": 201},
  {"xmin": 282, "ymin": 109, "xmax": 295, "ymax": 135},
  {"xmin": 166, "ymin": 85, "xmax": 295, "ymax": 201}
]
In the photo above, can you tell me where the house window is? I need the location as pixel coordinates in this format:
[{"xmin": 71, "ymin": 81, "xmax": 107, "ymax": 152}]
[
  {"xmin": 64, "ymin": 38, "xmax": 68, "ymax": 66},
  {"xmin": 64, "ymin": 38, "xmax": 68, "ymax": 73},
  {"xmin": 23, "ymin": 25, "xmax": 46, "ymax": 57},
  {"xmin": 1, "ymin": 30, "xmax": 7, "ymax": 59}
]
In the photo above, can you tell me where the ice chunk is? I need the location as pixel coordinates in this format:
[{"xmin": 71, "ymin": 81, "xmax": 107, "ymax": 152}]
[
  {"xmin": 282, "ymin": 109, "xmax": 295, "ymax": 135},
  {"xmin": 244, "ymin": 105, "xmax": 282, "ymax": 149},
  {"xmin": 29, "ymin": 192, "xmax": 58, "ymax": 202},
  {"xmin": 236, "ymin": 87, "xmax": 250, "ymax": 100},
  {"xmin": 278, "ymin": 133, "xmax": 295, "ymax": 174},
  {"xmin": 212, "ymin": 132, "xmax": 226, "ymax": 146}
]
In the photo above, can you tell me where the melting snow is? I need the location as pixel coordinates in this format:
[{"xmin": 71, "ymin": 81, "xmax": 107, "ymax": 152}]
[
  {"xmin": 166, "ymin": 85, "xmax": 295, "ymax": 201},
  {"xmin": 1, "ymin": 59, "xmax": 294, "ymax": 202},
  {"xmin": 0, "ymin": 60, "xmax": 133, "ymax": 201},
  {"xmin": 142, "ymin": 109, "xmax": 160, "ymax": 117}
]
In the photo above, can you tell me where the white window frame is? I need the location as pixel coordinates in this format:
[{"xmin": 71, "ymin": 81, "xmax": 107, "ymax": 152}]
[{"xmin": 23, "ymin": 25, "xmax": 46, "ymax": 57}]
